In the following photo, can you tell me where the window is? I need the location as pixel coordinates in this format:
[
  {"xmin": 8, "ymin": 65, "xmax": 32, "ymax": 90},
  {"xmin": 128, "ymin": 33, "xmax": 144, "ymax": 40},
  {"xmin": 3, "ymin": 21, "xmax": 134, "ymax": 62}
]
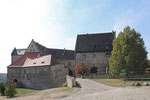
[
  {"xmin": 91, "ymin": 44, "xmax": 100, "ymax": 50},
  {"xmin": 106, "ymin": 52, "xmax": 111, "ymax": 57},
  {"xmin": 104, "ymin": 43, "xmax": 110, "ymax": 50},
  {"xmin": 92, "ymin": 54, "xmax": 96, "ymax": 58},
  {"xmin": 82, "ymin": 54, "xmax": 86, "ymax": 60},
  {"xmin": 104, "ymin": 45, "xmax": 110, "ymax": 50}
]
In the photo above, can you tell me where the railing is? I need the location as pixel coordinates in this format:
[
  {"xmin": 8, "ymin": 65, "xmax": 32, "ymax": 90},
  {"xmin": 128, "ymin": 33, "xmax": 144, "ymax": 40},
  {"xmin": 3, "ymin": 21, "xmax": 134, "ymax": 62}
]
[{"xmin": 82, "ymin": 74, "xmax": 150, "ymax": 79}]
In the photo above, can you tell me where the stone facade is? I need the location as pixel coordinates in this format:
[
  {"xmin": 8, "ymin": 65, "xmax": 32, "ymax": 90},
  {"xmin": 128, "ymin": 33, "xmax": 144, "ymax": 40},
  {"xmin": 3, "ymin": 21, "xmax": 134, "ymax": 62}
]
[
  {"xmin": 57, "ymin": 59, "xmax": 75, "ymax": 76},
  {"xmin": 7, "ymin": 64, "xmax": 68, "ymax": 90},
  {"xmin": 75, "ymin": 52, "xmax": 110, "ymax": 74},
  {"xmin": 75, "ymin": 32, "xmax": 115, "ymax": 74}
]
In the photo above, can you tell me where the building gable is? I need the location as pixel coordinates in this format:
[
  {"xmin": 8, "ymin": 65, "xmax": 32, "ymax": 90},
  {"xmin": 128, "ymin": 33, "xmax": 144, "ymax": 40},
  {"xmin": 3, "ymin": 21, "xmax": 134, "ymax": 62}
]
[{"xmin": 26, "ymin": 39, "xmax": 40, "ymax": 53}]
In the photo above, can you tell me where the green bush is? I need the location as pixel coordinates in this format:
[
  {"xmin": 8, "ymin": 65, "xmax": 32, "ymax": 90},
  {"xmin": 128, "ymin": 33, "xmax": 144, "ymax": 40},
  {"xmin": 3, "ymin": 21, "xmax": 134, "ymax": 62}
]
[
  {"xmin": 0, "ymin": 82, "xmax": 5, "ymax": 96},
  {"xmin": 5, "ymin": 84, "xmax": 17, "ymax": 97}
]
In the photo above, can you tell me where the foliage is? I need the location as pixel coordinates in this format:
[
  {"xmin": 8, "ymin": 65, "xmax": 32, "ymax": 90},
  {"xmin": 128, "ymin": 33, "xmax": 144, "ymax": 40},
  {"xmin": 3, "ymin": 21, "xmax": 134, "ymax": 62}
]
[
  {"xmin": 5, "ymin": 84, "xmax": 17, "ymax": 97},
  {"xmin": 75, "ymin": 62, "xmax": 88, "ymax": 76},
  {"xmin": 148, "ymin": 60, "xmax": 150, "ymax": 66},
  {"xmin": 0, "ymin": 82, "xmax": 5, "ymax": 96},
  {"xmin": 109, "ymin": 26, "xmax": 148, "ymax": 75}
]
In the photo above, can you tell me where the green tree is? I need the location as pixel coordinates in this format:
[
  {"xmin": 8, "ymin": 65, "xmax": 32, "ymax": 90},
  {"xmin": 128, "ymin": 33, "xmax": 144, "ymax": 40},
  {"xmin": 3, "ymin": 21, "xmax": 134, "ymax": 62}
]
[
  {"xmin": 5, "ymin": 84, "xmax": 17, "ymax": 97},
  {"xmin": 0, "ymin": 82, "xmax": 5, "ymax": 96},
  {"xmin": 109, "ymin": 26, "xmax": 148, "ymax": 75}
]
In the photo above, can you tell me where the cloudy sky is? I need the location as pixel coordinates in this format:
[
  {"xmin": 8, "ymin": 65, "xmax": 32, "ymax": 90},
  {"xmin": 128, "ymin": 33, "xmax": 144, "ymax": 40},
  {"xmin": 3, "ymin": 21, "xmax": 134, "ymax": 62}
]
[{"xmin": 0, "ymin": 0, "xmax": 150, "ymax": 73}]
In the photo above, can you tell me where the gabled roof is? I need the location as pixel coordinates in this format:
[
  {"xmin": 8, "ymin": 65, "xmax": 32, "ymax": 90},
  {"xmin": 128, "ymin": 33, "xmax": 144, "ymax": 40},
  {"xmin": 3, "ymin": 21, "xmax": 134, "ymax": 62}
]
[
  {"xmin": 11, "ymin": 39, "xmax": 75, "ymax": 61},
  {"xmin": 9, "ymin": 52, "xmax": 40, "ymax": 67},
  {"xmin": 9, "ymin": 53, "xmax": 57, "ymax": 67},
  {"xmin": 34, "ymin": 41, "xmax": 75, "ymax": 60},
  {"xmin": 45, "ymin": 48, "xmax": 75, "ymax": 60},
  {"xmin": 23, "ymin": 55, "xmax": 57, "ymax": 67},
  {"xmin": 75, "ymin": 32, "xmax": 115, "ymax": 53}
]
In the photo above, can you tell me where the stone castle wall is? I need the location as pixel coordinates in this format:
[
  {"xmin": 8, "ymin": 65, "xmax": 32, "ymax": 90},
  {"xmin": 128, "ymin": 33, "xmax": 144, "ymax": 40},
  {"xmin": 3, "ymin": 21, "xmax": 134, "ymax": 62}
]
[
  {"xmin": 57, "ymin": 59, "xmax": 75, "ymax": 76},
  {"xmin": 7, "ymin": 64, "xmax": 68, "ymax": 90}
]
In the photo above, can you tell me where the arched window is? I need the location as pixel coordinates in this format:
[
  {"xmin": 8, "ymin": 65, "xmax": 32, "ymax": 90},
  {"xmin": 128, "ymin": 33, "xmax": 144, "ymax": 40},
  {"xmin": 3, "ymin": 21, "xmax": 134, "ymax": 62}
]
[
  {"xmin": 13, "ymin": 79, "xmax": 18, "ymax": 83},
  {"xmin": 90, "ymin": 67, "xmax": 98, "ymax": 73}
]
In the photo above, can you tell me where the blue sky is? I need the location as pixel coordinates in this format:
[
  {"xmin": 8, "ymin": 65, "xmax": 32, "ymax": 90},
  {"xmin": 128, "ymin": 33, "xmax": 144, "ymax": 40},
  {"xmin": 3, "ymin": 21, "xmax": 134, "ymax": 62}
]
[{"xmin": 0, "ymin": 0, "xmax": 150, "ymax": 73}]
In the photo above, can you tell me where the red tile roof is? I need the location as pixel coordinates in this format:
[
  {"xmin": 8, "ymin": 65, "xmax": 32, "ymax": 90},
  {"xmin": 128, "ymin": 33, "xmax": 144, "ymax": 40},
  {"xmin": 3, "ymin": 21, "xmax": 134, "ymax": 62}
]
[{"xmin": 9, "ymin": 52, "xmax": 40, "ymax": 67}]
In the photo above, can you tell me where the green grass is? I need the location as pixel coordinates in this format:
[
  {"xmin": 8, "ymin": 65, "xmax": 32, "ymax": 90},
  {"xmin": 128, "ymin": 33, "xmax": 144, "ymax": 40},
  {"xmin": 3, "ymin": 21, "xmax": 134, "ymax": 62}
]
[
  {"xmin": 90, "ymin": 79, "xmax": 150, "ymax": 87},
  {"xmin": 16, "ymin": 88, "xmax": 39, "ymax": 96}
]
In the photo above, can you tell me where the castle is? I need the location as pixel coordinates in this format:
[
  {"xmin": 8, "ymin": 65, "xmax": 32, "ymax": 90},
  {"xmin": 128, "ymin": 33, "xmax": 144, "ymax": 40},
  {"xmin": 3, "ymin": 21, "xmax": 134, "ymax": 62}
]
[{"xmin": 7, "ymin": 31, "xmax": 115, "ymax": 89}]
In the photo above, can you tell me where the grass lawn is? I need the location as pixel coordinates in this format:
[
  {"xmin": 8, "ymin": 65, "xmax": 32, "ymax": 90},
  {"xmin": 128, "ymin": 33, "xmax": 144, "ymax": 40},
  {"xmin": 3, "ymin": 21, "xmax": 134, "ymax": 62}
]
[
  {"xmin": 90, "ymin": 79, "xmax": 150, "ymax": 87},
  {"xmin": 16, "ymin": 88, "xmax": 39, "ymax": 96}
]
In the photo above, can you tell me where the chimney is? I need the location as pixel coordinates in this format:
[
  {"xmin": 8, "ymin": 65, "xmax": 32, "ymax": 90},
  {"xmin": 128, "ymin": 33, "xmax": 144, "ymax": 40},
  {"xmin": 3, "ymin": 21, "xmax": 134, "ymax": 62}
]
[
  {"xmin": 112, "ymin": 30, "xmax": 115, "ymax": 33},
  {"xmin": 63, "ymin": 48, "xmax": 66, "ymax": 55},
  {"xmin": 112, "ymin": 30, "xmax": 116, "ymax": 38}
]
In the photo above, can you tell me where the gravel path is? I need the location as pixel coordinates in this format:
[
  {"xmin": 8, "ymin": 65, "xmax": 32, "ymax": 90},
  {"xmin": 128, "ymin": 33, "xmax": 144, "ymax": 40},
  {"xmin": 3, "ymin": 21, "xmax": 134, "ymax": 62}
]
[
  {"xmin": 57, "ymin": 78, "xmax": 150, "ymax": 100},
  {"xmin": 57, "ymin": 78, "xmax": 115, "ymax": 100},
  {"xmin": 1, "ymin": 79, "xmax": 150, "ymax": 100}
]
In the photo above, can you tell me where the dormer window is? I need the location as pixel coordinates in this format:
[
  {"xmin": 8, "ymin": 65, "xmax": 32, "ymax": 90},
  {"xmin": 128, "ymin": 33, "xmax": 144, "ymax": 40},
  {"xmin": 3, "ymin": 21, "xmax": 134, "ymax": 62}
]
[
  {"xmin": 91, "ymin": 44, "xmax": 100, "ymax": 50},
  {"xmin": 41, "ymin": 61, "xmax": 45, "ymax": 64},
  {"xmin": 104, "ymin": 43, "xmax": 110, "ymax": 50},
  {"xmin": 37, "ymin": 53, "xmax": 43, "ymax": 57},
  {"xmin": 104, "ymin": 45, "xmax": 110, "ymax": 50}
]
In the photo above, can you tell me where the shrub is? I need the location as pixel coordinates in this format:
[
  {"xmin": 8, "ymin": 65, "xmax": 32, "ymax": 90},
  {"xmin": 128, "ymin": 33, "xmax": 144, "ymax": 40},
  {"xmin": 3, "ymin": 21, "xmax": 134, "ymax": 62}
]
[
  {"xmin": 0, "ymin": 82, "xmax": 5, "ymax": 96},
  {"xmin": 5, "ymin": 84, "xmax": 17, "ymax": 97},
  {"xmin": 75, "ymin": 62, "xmax": 88, "ymax": 77}
]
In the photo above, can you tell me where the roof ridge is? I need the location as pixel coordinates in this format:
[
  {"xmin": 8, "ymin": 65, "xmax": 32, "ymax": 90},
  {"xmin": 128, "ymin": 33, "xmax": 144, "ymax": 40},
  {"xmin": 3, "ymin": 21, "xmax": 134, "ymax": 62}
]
[
  {"xmin": 48, "ymin": 48, "xmax": 74, "ymax": 51},
  {"xmin": 78, "ymin": 32, "xmax": 115, "ymax": 36},
  {"xmin": 16, "ymin": 48, "xmax": 27, "ymax": 50}
]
